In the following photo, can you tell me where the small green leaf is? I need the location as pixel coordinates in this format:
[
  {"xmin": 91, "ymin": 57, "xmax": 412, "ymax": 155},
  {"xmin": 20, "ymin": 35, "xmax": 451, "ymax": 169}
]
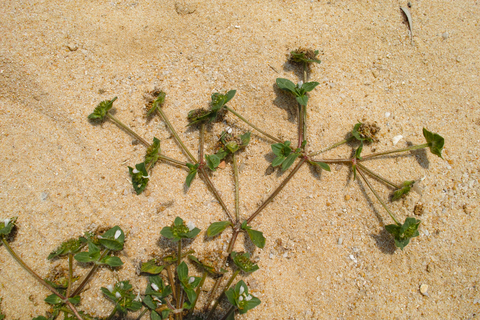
[
  {"xmin": 240, "ymin": 132, "xmax": 251, "ymax": 147},
  {"xmin": 245, "ymin": 228, "xmax": 266, "ymax": 249},
  {"xmin": 141, "ymin": 259, "xmax": 165, "ymax": 274},
  {"xmin": 290, "ymin": 49, "xmax": 321, "ymax": 64},
  {"xmin": 271, "ymin": 141, "xmax": 291, "ymax": 156},
  {"xmin": 88, "ymin": 97, "xmax": 117, "ymax": 121},
  {"xmin": 313, "ymin": 161, "xmax": 331, "ymax": 172},
  {"xmin": 74, "ymin": 242, "xmax": 101, "ymax": 263},
  {"xmin": 128, "ymin": 162, "xmax": 149, "ymax": 195},
  {"xmin": 423, "ymin": 128, "xmax": 444, "ymax": 158},
  {"xmin": 185, "ymin": 163, "xmax": 199, "ymax": 187},
  {"xmin": 225, "ymin": 141, "xmax": 240, "ymax": 154},
  {"xmin": 206, "ymin": 154, "xmax": 221, "ymax": 171},
  {"xmin": 177, "ymin": 261, "xmax": 188, "ymax": 282},
  {"xmin": 150, "ymin": 311, "xmax": 162, "ymax": 320},
  {"xmin": 160, "ymin": 226, "xmax": 174, "ymax": 240},
  {"xmin": 98, "ymin": 226, "xmax": 125, "ymax": 251},
  {"xmin": 276, "ymin": 78, "xmax": 296, "ymax": 94},
  {"xmin": 271, "ymin": 155, "xmax": 286, "ymax": 167},
  {"xmin": 44, "ymin": 294, "xmax": 62, "ymax": 305},
  {"xmin": 301, "ymin": 81, "xmax": 320, "ymax": 92},
  {"xmin": 392, "ymin": 180, "xmax": 415, "ymax": 201},
  {"xmin": 68, "ymin": 296, "xmax": 81, "ymax": 305},
  {"xmin": 225, "ymin": 90, "xmax": 236, "ymax": 105},
  {"xmin": 207, "ymin": 221, "xmax": 232, "ymax": 237},
  {"xmin": 32, "ymin": 317, "xmax": 48, "ymax": 320},
  {"xmin": 385, "ymin": 217, "xmax": 421, "ymax": 250},
  {"xmin": 355, "ymin": 142, "xmax": 364, "ymax": 160},
  {"xmin": 101, "ymin": 255, "xmax": 123, "ymax": 267},
  {"xmin": 296, "ymin": 95, "xmax": 309, "ymax": 106},
  {"xmin": 145, "ymin": 137, "xmax": 161, "ymax": 167},
  {"xmin": 225, "ymin": 280, "xmax": 261, "ymax": 314},
  {"xmin": 281, "ymin": 152, "xmax": 299, "ymax": 171},
  {"xmin": 0, "ymin": 217, "xmax": 17, "ymax": 236}
]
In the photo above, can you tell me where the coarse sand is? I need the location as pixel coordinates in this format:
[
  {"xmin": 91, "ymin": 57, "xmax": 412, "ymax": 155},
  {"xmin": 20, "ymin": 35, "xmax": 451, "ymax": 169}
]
[{"xmin": 1, "ymin": 0, "xmax": 479, "ymax": 319}]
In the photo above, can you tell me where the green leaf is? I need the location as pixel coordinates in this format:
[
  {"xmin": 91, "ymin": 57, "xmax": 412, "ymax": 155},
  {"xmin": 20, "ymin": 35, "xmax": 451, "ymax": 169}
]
[
  {"xmin": 423, "ymin": 128, "xmax": 444, "ymax": 158},
  {"xmin": 351, "ymin": 122, "xmax": 364, "ymax": 141},
  {"xmin": 101, "ymin": 255, "xmax": 123, "ymax": 267},
  {"xmin": 188, "ymin": 255, "xmax": 223, "ymax": 275},
  {"xmin": 231, "ymin": 252, "xmax": 259, "ymax": 273},
  {"xmin": 141, "ymin": 259, "xmax": 165, "ymax": 274},
  {"xmin": 160, "ymin": 226, "xmax": 174, "ymax": 240},
  {"xmin": 271, "ymin": 141, "xmax": 291, "ymax": 156},
  {"xmin": 44, "ymin": 294, "xmax": 62, "ymax": 305},
  {"xmin": 88, "ymin": 97, "xmax": 117, "ymax": 121},
  {"xmin": 225, "ymin": 141, "xmax": 240, "ymax": 154},
  {"xmin": 301, "ymin": 81, "xmax": 320, "ymax": 92},
  {"xmin": 296, "ymin": 95, "xmax": 309, "ymax": 106},
  {"xmin": 183, "ymin": 287, "xmax": 197, "ymax": 304},
  {"xmin": 385, "ymin": 217, "xmax": 421, "ymax": 250},
  {"xmin": 74, "ymin": 242, "xmax": 101, "ymax": 263},
  {"xmin": 207, "ymin": 221, "xmax": 232, "ymax": 237},
  {"xmin": 68, "ymin": 296, "xmax": 81, "ymax": 305},
  {"xmin": 225, "ymin": 90, "xmax": 236, "ymax": 105},
  {"xmin": 271, "ymin": 155, "xmax": 286, "ymax": 167},
  {"xmin": 177, "ymin": 261, "xmax": 188, "ymax": 282},
  {"xmin": 225, "ymin": 280, "xmax": 261, "ymax": 314},
  {"xmin": 206, "ymin": 154, "xmax": 221, "ymax": 171},
  {"xmin": 211, "ymin": 90, "xmax": 236, "ymax": 112},
  {"xmin": 392, "ymin": 180, "xmax": 415, "ymax": 201},
  {"xmin": 145, "ymin": 137, "xmax": 161, "ymax": 167},
  {"xmin": 185, "ymin": 163, "xmax": 199, "ymax": 187},
  {"xmin": 128, "ymin": 162, "xmax": 149, "ymax": 195},
  {"xmin": 147, "ymin": 91, "xmax": 166, "ymax": 116},
  {"xmin": 32, "ymin": 317, "xmax": 48, "ymax": 320},
  {"xmin": 0, "ymin": 216, "xmax": 17, "ymax": 236},
  {"xmin": 313, "ymin": 161, "xmax": 331, "ymax": 172},
  {"xmin": 276, "ymin": 78, "xmax": 296, "ymax": 94},
  {"xmin": 151, "ymin": 311, "xmax": 162, "ymax": 320},
  {"xmin": 240, "ymin": 132, "xmax": 251, "ymax": 147},
  {"xmin": 281, "ymin": 152, "xmax": 299, "ymax": 171},
  {"xmin": 245, "ymin": 228, "xmax": 266, "ymax": 249},
  {"xmin": 355, "ymin": 142, "xmax": 364, "ymax": 160},
  {"xmin": 98, "ymin": 226, "xmax": 125, "ymax": 251}
]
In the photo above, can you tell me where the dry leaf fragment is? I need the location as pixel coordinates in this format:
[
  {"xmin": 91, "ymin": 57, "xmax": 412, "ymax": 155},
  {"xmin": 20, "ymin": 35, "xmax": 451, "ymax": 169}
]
[{"xmin": 400, "ymin": 6, "xmax": 414, "ymax": 45}]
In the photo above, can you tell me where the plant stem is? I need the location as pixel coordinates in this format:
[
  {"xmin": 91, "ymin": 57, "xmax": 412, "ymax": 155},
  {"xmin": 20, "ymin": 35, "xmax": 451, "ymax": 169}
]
[
  {"xmin": 135, "ymin": 308, "xmax": 149, "ymax": 320},
  {"xmin": 155, "ymin": 108, "xmax": 197, "ymax": 163},
  {"xmin": 224, "ymin": 106, "xmax": 283, "ymax": 143},
  {"xmin": 66, "ymin": 253, "xmax": 73, "ymax": 298},
  {"xmin": 233, "ymin": 153, "xmax": 240, "ymax": 222},
  {"xmin": 361, "ymin": 143, "xmax": 429, "ymax": 160},
  {"xmin": 309, "ymin": 158, "xmax": 351, "ymax": 164},
  {"xmin": 302, "ymin": 62, "xmax": 308, "ymax": 148},
  {"xmin": 167, "ymin": 264, "xmax": 177, "ymax": 302},
  {"xmin": 1, "ymin": 237, "xmax": 83, "ymax": 320},
  {"xmin": 199, "ymin": 123, "xmax": 205, "ymax": 164},
  {"xmin": 199, "ymin": 167, "xmax": 235, "ymax": 224},
  {"xmin": 308, "ymin": 137, "xmax": 354, "ymax": 157},
  {"xmin": 107, "ymin": 113, "xmax": 150, "ymax": 146},
  {"xmin": 176, "ymin": 240, "xmax": 182, "ymax": 313},
  {"xmin": 356, "ymin": 167, "xmax": 401, "ymax": 225},
  {"xmin": 247, "ymin": 157, "xmax": 306, "ymax": 224},
  {"xmin": 158, "ymin": 154, "xmax": 188, "ymax": 168},
  {"xmin": 207, "ymin": 269, "xmax": 240, "ymax": 319},
  {"xmin": 357, "ymin": 163, "xmax": 401, "ymax": 189},
  {"xmin": 71, "ymin": 249, "xmax": 110, "ymax": 297},
  {"xmin": 105, "ymin": 305, "xmax": 118, "ymax": 320},
  {"xmin": 219, "ymin": 306, "xmax": 236, "ymax": 320}
]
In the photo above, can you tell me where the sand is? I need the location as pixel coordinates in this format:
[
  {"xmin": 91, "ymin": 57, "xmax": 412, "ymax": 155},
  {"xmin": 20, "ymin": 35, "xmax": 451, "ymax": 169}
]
[{"xmin": 1, "ymin": 0, "xmax": 479, "ymax": 319}]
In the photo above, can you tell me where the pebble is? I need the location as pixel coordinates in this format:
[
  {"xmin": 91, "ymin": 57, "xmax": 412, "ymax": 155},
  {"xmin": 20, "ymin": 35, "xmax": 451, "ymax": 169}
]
[
  {"xmin": 40, "ymin": 191, "xmax": 49, "ymax": 201},
  {"xmin": 174, "ymin": 1, "xmax": 196, "ymax": 15},
  {"xmin": 337, "ymin": 237, "xmax": 343, "ymax": 245},
  {"xmin": 269, "ymin": 252, "xmax": 274, "ymax": 259},
  {"xmin": 385, "ymin": 112, "xmax": 391, "ymax": 118},
  {"xmin": 392, "ymin": 135, "xmax": 403, "ymax": 146},
  {"xmin": 67, "ymin": 43, "xmax": 78, "ymax": 51},
  {"xmin": 349, "ymin": 254, "xmax": 357, "ymax": 263},
  {"xmin": 283, "ymin": 252, "xmax": 288, "ymax": 258},
  {"xmin": 345, "ymin": 195, "xmax": 351, "ymax": 201},
  {"xmin": 218, "ymin": 161, "xmax": 226, "ymax": 169},
  {"xmin": 442, "ymin": 32, "xmax": 449, "ymax": 40},
  {"xmin": 420, "ymin": 284, "xmax": 429, "ymax": 296}
]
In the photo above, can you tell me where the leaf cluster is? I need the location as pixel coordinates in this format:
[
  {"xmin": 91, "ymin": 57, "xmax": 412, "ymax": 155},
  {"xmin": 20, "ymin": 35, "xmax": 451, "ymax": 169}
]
[
  {"xmin": 230, "ymin": 251, "xmax": 259, "ymax": 273},
  {"xmin": 160, "ymin": 217, "xmax": 200, "ymax": 242},
  {"xmin": 143, "ymin": 275, "xmax": 172, "ymax": 319},
  {"xmin": 225, "ymin": 280, "xmax": 261, "ymax": 314},
  {"xmin": 87, "ymin": 97, "xmax": 117, "ymax": 121},
  {"xmin": 423, "ymin": 128, "xmax": 444, "ymax": 158},
  {"xmin": 289, "ymin": 48, "xmax": 321, "ymax": 65},
  {"xmin": 276, "ymin": 78, "xmax": 319, "ymax": 106},
  {"xmin": 385, "ymin": 217, "xmax": 421, "ymax": 250},
  {"xmin": 101, "ymin": 280, "xmax": 142, "ymax": 314},
  {"xmin": 177, "ymin": 262, "xmax": 202, "ymax": 308},
  {"xmin": 206, "ymin": 131, "xmax": 251, "ymax": 170},
  {"xmin": 188, "ymin": 90, "xmax": 236, "ymax": 126},
  {"xmin": 271, "ymin": 141, "xmax": 302, "ymax": 171}
]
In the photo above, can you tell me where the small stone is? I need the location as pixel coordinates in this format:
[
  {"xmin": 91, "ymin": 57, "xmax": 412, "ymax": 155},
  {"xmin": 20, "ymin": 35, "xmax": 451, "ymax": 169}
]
[
  {"xmin": 385, "ymin": 112, "xmax": 391, "ymax": 118},
  {"xmin": 175, "ymin": 1, "xmax": 196, "ymax": 15},
  {"xmin": 392, "ymin": 135, "xmax": 403, "ymax": 146},
  {"xmin": 349, "ymin": 254, "xmax": 357, "ymax": 263},
  {"xmin": 218, "ymin": 161, "xmax": 226, "ymax": 169},
  {"xmin": 67, "ymin": 43, "xmax": 78, "ymax": 51},
  {"xmin": 414, "ymin": 203, "xmax": 424, "ymax": 216},
  {"xmin": 462, "ymin": 204, "xmax": 472, "ymax": 215},
  {"xmin": 345, "ymin": 195, "xmax": 351, "ymax": 201},
  {"xmin": 40, "ymin": 191, "xmax": 49, "ymax": 201},
  {"xmin": 420, "ymin": 284, "xmax": 429, "ymax": 296},
  {"xmin": 269, "ymin": 252, "xmax": 274, "ymax": 259},
  {"xmin": 316, "ymin": 276, "xmax": 321, "ymax": 281},
  {"xmin": 442, "ymin": 32, "xmax": 449, "ymax": 40},
  {"xmin": 283, "ymin": 252, "xmax": 288, "ymax": 258},
  {"xmin": 337, "ymin": 237, "xmax": 343, "ymax": 245},
  {"xmin": 265, "ymin": 166, "xmax": 275, "ymax": 175}
]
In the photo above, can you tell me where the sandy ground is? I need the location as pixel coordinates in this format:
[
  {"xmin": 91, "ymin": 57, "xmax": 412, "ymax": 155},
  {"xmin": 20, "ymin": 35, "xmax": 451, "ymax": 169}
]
[{"xmin": 1, "ymin": 0, "xmax": 480, "ymax": 319}]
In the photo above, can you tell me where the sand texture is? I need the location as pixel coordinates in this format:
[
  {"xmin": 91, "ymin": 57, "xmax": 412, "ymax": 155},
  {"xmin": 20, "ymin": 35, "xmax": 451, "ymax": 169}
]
[{"xmin": 1, "ymin": 0, "xmax": 479, "ymax": 319}]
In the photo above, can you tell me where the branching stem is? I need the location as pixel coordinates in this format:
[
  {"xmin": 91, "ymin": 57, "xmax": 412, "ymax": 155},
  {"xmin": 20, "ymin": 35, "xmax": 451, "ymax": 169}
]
[
  {"xmin": 207, "ymin": 269, "xmax": 240, "ymax": 319},
  {"xmin": 357, "ymin": 163, "xmax": 401, "ymax": 189},
  {"xmin": 71, "ymin": 249, "xmax": 110, "ymax": 297},
  {"xmin": 233, "ymin": 153, "xmax": 240, "ymax": 222},
  {"xmin": 361, "ymin": 143, "xmax": 428, "ymax": 160}
]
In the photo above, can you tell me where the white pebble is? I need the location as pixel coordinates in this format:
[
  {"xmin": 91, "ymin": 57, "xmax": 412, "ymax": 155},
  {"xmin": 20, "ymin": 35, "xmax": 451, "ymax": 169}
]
[
  {"xmin": 392, "ymin": 135, "xmax": 403, "ymax": 146},
  {"xmin": 349, "ymin": 254, "xmax": 357, "ymax": 263},
  {"xmin": 337, "ymin": 238, "xmax": 343, "ymax": 245},
  {"xmin": 269, "ymin": 253, "xmax": 274, "ymax": 259},
  {"xmin": 283, "ymin": 252, "xmax": 288, "ymax": 258},
  {"xmin": 385, "ymin": 112, "xmax": 391, "ymax": 118},
  {"xmin": 420, "ymin": 284, "xmax": 429, "ymax": 296}
]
